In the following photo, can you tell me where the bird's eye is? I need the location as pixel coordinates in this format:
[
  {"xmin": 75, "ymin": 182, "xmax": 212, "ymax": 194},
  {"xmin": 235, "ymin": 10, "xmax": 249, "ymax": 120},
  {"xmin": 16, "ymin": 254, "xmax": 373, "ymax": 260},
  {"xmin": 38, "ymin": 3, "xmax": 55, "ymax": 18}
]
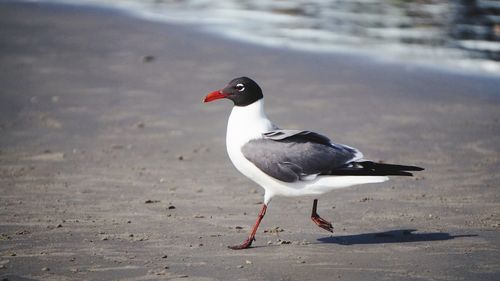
[{"xmin": 235, "ymin": 83, "xmax": 245, "ymax": 92}]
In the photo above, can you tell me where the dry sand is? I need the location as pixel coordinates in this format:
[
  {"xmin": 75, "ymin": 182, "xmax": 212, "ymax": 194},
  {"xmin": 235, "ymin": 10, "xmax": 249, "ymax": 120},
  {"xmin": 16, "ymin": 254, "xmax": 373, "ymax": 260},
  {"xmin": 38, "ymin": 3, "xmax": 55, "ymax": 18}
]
[{"xmin": 0, "ymin": 2, "xmax": 499, "ymax": 281}]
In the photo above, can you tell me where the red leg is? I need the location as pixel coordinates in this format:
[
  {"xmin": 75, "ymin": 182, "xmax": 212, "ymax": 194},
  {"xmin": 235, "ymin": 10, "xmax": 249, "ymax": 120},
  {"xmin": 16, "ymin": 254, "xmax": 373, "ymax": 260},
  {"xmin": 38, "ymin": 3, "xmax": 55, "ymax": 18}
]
[
  {"xmin": 229, "ymin": 204, "xmax": 267, "ymax": 250},
  {"xmin": 311, "ymin": 199, "xmax": 333, "ymax": 233}
]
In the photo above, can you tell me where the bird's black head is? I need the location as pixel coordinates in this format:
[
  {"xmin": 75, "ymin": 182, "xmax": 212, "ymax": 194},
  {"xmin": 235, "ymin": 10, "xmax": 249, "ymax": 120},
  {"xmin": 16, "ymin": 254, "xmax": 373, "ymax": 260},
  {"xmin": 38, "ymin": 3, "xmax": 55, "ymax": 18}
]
[{"xmin": 204, "ymin": 77, "xmax": 263, "ymax": 107}]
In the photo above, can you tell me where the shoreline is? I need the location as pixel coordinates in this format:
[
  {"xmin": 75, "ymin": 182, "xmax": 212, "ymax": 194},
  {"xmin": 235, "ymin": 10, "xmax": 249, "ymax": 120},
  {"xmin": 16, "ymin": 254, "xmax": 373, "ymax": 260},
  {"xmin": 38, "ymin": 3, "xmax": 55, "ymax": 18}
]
[
  {"xmin": 16, "ymin": 0, "xmax": 500, "ymax": 77},
  {"xmin": 0, "ymin": 2, "xmax": 499, "ymax": 281}
]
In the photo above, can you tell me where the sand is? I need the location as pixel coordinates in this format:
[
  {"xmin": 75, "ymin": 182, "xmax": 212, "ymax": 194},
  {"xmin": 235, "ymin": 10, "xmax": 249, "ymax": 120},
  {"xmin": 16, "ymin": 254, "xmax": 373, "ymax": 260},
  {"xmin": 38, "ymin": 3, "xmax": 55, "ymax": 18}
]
[{"xmin": 0, "ymin": 2, "xmax": 499, "ymax": 281}]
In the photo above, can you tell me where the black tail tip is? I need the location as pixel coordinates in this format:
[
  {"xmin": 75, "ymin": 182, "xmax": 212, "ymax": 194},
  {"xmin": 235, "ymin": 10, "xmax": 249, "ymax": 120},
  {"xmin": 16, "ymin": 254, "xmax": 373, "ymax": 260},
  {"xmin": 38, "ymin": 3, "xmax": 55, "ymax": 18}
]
[{"xmin": 405, "ymin": 166, "xmax": 424, "ymax": 171}]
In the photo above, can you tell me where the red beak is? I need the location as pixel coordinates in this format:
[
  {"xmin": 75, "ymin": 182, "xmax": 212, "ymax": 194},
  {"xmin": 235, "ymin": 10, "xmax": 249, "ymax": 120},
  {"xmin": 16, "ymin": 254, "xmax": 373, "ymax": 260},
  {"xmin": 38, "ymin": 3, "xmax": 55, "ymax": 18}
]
[{"xmin": 204, "ymin": 90, "xmax": 227, "ymax": 103}]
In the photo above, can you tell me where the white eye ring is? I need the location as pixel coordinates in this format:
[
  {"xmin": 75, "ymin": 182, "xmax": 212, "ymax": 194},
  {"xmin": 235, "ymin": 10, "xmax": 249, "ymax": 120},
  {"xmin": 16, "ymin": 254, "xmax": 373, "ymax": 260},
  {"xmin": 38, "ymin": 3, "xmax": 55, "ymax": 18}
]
[{"xmin": 236, "ymin": 83, "xmax": 245, "ymax": 92}]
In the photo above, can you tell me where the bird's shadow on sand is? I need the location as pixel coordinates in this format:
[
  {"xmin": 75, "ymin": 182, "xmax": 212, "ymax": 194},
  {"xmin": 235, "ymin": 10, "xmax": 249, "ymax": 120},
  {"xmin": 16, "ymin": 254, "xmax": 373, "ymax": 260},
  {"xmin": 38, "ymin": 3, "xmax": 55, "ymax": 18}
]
[{"xmin": 317, "ymin": 229, "xmax": 477, "ymax": 245}]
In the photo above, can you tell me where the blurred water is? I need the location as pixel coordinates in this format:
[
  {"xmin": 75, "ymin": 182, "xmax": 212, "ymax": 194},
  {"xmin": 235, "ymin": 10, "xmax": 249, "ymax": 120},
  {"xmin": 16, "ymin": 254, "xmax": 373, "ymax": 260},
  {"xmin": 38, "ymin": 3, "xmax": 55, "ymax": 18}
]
[{"xmin": 32, "ymin": 0, "xmax": 500, "ymax": 75}]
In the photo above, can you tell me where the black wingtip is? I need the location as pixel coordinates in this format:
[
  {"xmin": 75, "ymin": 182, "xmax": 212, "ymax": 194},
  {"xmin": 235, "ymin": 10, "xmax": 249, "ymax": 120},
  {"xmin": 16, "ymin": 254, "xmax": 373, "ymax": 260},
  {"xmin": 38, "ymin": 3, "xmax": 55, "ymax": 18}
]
[
  {"xmin": 359, "ymin": 161, "xmax": 424, "ymax": 172},
  {"xmin": 328, "ymin": 161, "xmax": 424, "ymax": 177},
  {"xmin": 329, "ymin": 170, "xmax": 415, "ymax": 176}
]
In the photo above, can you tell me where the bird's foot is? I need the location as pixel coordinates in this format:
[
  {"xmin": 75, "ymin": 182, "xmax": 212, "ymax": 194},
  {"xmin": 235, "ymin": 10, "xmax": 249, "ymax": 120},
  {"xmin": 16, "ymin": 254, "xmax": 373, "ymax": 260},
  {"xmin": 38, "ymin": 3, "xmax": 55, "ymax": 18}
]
[
  {"xmin": 228, "ymin": 237, "xmax": 255, "ymax": 250},
  {"xmin": 311, "ymin": 215, "xmax": 333, "ymax": 233}
]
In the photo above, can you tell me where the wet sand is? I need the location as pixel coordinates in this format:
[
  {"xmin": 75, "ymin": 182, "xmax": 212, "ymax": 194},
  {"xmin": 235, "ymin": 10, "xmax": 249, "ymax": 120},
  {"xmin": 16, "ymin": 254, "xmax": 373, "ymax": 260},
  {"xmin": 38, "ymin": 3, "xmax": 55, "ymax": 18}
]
[{"xmin": 0, "ymin": 2, "xmax": 499, "ymax": 281}]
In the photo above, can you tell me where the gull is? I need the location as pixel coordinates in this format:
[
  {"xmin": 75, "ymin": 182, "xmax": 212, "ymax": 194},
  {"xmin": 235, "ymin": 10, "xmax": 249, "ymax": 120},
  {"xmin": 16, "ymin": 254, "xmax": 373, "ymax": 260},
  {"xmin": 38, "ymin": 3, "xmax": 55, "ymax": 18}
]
[{"xmin": 204, "ymin": 77, "xmax": 423, "ymax": 249}]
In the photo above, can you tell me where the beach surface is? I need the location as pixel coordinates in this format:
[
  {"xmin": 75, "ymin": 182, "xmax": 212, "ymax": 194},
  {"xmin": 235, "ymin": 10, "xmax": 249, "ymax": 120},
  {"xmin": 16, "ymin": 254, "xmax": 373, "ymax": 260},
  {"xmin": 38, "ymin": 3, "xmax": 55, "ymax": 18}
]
[{"xmin": 0, "ymin": 2, "xmax": 499, "ymax": 281}]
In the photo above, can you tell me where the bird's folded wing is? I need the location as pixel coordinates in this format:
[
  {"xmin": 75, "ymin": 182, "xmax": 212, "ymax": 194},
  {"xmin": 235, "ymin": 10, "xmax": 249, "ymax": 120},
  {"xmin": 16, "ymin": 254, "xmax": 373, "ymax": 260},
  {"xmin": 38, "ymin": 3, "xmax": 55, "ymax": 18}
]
[{"xmin": 241, "ymin": 130, "xmax": 361, "ymax": 183}]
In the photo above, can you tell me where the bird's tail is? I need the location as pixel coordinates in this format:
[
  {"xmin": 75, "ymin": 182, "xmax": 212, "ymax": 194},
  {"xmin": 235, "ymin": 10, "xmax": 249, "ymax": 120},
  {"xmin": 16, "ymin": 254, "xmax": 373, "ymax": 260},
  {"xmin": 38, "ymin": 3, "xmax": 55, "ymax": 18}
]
[
  {"xmin": 306, "ymin": 175, "xmax": 389, "ymax": 194},
  {"xmin": 328, "ymin": 161, "xmax": 424, "ymax": 176}
]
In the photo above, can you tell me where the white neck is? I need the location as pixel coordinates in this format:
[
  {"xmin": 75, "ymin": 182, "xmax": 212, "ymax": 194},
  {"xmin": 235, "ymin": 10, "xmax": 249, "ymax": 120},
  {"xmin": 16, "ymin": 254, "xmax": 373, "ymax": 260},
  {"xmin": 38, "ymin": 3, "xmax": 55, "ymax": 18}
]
[
  {"xmin": 226, "ymin": 98, "xmax": 275, "ymax": 147},
  {"xmin": 232, "ymin": 98, "xmax": 267, "ymax": 121}
]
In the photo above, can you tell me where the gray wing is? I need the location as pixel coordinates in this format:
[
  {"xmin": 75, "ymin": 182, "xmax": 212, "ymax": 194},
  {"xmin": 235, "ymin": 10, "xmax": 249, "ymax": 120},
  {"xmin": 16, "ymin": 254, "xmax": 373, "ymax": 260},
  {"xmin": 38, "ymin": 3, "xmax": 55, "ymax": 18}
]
[{"xmin": 242, "ymin": 130, "xmax": 362, "ymax": 183}]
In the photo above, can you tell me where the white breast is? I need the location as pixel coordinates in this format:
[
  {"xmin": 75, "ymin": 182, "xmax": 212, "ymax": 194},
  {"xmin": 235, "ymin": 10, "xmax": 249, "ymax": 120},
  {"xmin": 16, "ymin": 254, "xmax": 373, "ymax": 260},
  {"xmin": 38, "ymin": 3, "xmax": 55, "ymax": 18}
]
[{"xmin": 226, "ymin": 99, "xmax": 274, "ymax": 175}]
